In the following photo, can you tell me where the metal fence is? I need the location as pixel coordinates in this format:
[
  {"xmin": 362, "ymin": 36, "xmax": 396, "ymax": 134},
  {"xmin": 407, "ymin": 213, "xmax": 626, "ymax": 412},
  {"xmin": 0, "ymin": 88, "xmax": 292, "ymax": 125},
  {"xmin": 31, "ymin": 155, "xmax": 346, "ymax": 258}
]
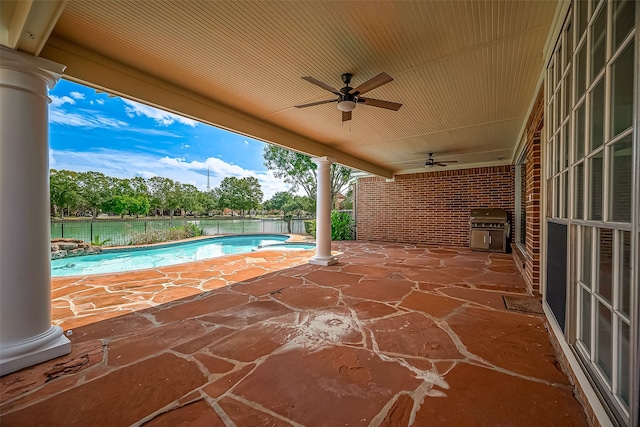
[{"xmin": 51, "ymin": 217, "xmax": 312, "ymax": 246}]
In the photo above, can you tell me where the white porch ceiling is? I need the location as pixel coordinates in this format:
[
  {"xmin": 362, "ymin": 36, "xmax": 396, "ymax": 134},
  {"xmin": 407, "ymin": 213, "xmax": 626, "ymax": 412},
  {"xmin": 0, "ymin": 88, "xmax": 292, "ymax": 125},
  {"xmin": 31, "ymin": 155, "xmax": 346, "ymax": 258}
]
[{"xmin": 4, "ymin": 1, "xmax": 560, "ymax": 177}]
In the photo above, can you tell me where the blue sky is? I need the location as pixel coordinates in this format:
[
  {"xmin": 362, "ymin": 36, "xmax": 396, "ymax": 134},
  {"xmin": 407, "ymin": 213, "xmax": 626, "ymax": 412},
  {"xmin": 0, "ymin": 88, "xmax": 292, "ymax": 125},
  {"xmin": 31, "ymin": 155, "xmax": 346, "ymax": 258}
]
[{"xmin": 48, "ymin": 79, "xmax": 291, "ymax": 200}]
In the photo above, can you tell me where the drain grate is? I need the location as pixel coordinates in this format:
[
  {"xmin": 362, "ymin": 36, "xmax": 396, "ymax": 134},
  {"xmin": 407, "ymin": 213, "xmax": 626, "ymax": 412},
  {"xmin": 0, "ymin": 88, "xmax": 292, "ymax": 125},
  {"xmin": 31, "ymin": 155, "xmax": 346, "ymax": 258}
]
[{"xmin": 502, "ymin": 295, "xmax": 544, "ymax": 314}]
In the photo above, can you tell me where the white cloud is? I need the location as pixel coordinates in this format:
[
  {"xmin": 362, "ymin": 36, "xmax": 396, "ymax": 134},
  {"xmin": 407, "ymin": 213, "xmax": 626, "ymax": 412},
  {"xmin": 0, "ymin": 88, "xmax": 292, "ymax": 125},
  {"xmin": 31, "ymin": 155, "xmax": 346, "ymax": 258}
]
[
  {"xmin": 69, "ymin": 91, "xmax": 85, "ymax": 100},
  {"xmin": 50, "ymin": 95, "xmax": 75, "ymax": 107},
  {"xmin": 49, "ymin": 109, "xmax": 129, "ymax": 129},
  {"xmin": 48, "ymin": 149, "xmax": 293, "ymax": 200},
  {"xmin": 131, "ymin": 128, "xmax": 182, "ymax": 137},
  {"xmin": 96, "ymin": 99, "xmax": 105, "ymax": 105},
  {"xmin": 244, "ymin": 140, "xmax": 249, "ymax": 145},
  {"xmin": 121, "ymin": 99, "xmax": 198, "ymax": 127},
  {"xmin": 49, "ymin": 107, "xmax": 181, "ymax": 137}
]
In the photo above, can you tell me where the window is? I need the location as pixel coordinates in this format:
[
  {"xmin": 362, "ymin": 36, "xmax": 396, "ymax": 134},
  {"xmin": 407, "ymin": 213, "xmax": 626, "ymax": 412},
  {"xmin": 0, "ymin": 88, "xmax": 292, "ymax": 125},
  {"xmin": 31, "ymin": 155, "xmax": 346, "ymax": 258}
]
[{"xmin": 545, "ymin": 1, "xmax": 637, "ymax": 424}]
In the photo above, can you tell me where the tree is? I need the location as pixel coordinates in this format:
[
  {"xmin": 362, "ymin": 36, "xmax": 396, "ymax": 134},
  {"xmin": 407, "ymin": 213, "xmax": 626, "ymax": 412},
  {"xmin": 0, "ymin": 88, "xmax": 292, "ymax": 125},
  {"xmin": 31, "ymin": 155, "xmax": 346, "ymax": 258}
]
[
  {"xmin": 106, "ymin": 194, "xmax": 130, "ymax": 218},
  {"xmin": 104, "ymin": 194, "xmax": 150, "ymax": 218},
  {"xmin": 129, "ymin": 195, "xmax": 150, "ymax": 218},
  {"xmin": 342, "ymin": 186, "xmax": 354, "ymax": 210},
  {"xmin": 200, "ymin": 188, "xmax": 220, "ymax": 216},
  {"xmin": 263, "ymin": 145, "xmax": 353, "ymax": 204},
  {"xmin": 50, "ymin": 169, "xmax": 79, "ymax": 218},
  {"xmin": 281, "ymin": 195, "xmax": 312, "ymax": 232},
  {"xmin": 76, "ymin": 171, "xmax": 110, "ymax": 218},
  {"xmin": 236, "ymin": 177, "xmax": 263, "ymax": 215},
  {"xmin": 102, "ymin": 177, "xmax": 128, "ymax": 216},
  {"xmin": 263, "ymin": 192, "xmax": 313, "ymax": 231},
  {"xmin": 179, "ymin": 183, "xmax": 202, "ymax": 216},
  {"xmin": 129, "ymin": 176, "xmax": 149, "ymax": 198},
  {"xmin": 265, "ymin": 191, "xmax": 293, "ymax": 213},
  {"xmin": 293, "ymin": 195, "xmax": 314, "ymax": 215},
  {"xmin": 148, "ymin": 176, "xmax": 177, "ymax": 217},
  {"xmin": 164, "ymin": 179, "xmax": 183, "ymax": 218},
  {"xmin": 110, "ymin": 177, "xmax": 133, "ymax": 196},
  {"xmin": 217, "ymin": 177, "xmax": 263, "ymax": 216}
]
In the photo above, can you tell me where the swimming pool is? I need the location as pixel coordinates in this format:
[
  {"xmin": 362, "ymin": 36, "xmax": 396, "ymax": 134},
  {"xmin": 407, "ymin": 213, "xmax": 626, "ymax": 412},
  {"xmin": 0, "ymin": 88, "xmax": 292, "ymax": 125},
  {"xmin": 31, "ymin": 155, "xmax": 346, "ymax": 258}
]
[{"xmin": 51, "ymin": 234, "xmax": 315, "ymax": 277}]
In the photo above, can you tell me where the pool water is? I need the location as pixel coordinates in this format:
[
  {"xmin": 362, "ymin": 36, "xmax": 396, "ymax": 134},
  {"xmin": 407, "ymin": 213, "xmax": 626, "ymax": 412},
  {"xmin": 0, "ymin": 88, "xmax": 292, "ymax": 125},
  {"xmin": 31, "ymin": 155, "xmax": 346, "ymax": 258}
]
[{"xmin": 51, "ymin": 234, "xmax": 315, "ymax": 277}]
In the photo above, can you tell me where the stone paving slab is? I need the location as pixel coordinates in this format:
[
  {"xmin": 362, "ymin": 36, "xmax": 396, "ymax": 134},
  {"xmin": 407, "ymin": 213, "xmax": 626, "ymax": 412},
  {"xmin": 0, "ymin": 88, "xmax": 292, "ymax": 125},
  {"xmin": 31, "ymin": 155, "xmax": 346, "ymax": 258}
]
[{"xmin": 0, "ymin": 241, "xmax": 587, "ymax": 426}]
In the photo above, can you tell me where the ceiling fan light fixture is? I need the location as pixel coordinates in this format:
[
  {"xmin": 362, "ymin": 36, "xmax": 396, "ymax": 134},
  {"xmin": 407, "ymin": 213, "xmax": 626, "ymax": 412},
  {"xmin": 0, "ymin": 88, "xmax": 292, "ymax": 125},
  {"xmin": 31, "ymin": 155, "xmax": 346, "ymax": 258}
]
[{"xmin": 337, "ymin": 100, "xmax": 356, "ymax": 112}]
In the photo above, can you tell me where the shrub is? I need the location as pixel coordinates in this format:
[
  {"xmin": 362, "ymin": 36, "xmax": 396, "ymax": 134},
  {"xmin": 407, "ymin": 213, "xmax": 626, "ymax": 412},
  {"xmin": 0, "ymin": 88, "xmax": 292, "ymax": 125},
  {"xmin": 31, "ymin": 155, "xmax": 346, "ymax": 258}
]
[
  {"xmin": 183, "ymin": 223, "xmax": 204, "ymax": 238},
  {"xmin": 128, "ymin": 229, "xmax": 166, "ymax": 245},
  {"xmin": 303, "ymin": 214, "xmax": 353, "ymax": 240},
  {"xmin": 90, "ymin": 235, "xmax": 112, "ymax": 246},
  {"xmin": 331, "ymin": 211, "xmax": 353, "ymax": 241},
  {"xmin": 129, "ymin": 224, "xmax": 204, "ymax": 245},
  {"xmin": 304, "ymin": 220, "xmax": 316, "ymax": 237}
]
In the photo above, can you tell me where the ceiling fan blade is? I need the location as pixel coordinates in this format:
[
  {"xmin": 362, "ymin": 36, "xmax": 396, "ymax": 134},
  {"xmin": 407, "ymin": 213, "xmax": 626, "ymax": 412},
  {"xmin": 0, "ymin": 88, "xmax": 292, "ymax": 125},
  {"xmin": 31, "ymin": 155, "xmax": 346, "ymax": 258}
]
[
  {"xmin": 350, "ymin": 72, "xmax": 393, "ymax": 96},
  {"xmin": 342, "ymin": 111, "xmax": 352, "ymax": 122},
  {"xmin": 358, "ymin": 97, "xmax": 402, "ymax": 111},
  {"xmin": 294, "ymin": 99, "xmax": 336, "ymax": 108},
  {"xmin": 301, "ymin": 76, "xmax": 341, "ymax": 95}
]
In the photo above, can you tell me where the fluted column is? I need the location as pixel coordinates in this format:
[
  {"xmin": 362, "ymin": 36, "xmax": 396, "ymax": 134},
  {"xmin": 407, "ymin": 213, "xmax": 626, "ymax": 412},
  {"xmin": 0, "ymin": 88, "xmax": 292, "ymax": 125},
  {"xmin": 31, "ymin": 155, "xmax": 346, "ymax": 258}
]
[
  {"xmin": 0, "ymin": 46, "xmax": 71, "ymax": 375},
  {"xmin": 309, "ymin": 156, "xmax": 337, "ymax": 266}
]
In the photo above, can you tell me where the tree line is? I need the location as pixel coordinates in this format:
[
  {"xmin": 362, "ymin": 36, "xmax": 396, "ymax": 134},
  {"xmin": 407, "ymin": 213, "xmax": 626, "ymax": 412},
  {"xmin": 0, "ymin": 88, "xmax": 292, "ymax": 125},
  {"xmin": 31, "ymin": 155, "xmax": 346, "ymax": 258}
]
[
  {"xmin": 49, "ymin": 146, "xmax": 354, "ymax": 220},
  {"xmin": 50, "ymin": 170, "xmax": 266, "ymax": 219}
]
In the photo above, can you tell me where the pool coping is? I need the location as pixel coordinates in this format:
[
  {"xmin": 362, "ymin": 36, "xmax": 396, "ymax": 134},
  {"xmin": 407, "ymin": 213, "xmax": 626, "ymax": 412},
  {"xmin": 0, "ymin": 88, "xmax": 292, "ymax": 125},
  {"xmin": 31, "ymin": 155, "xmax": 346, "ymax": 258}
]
[{"xmin": 100, "ymin": 233, "xmax": 308, "ymax": 254}]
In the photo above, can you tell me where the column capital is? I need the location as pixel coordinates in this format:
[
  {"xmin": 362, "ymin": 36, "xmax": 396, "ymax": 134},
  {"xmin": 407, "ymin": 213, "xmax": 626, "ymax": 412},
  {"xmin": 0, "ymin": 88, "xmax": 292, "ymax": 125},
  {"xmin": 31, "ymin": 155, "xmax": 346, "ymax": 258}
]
[
  {"xmin": 312, "ymin": 156, "xmax": 335, "ymax": 166},
  {"xmin": 1, "ymin": 46, "xmax": 65, "ymax": 89}
]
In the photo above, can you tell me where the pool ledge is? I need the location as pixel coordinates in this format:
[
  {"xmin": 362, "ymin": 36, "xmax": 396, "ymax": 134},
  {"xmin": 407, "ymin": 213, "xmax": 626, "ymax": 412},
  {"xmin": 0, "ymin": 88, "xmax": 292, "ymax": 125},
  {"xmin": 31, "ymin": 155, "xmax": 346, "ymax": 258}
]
[{"xmin": 101, "ymin": 233, "xmax": 308, "ymax": 254}]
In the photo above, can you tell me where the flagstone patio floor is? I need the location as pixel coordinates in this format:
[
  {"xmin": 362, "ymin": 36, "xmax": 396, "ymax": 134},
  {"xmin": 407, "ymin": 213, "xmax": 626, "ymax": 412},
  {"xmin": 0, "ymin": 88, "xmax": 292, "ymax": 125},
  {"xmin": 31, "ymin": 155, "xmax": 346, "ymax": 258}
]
[{"xmin": 0, "ymin": 240, "xmax": 588, "ymax": 426}]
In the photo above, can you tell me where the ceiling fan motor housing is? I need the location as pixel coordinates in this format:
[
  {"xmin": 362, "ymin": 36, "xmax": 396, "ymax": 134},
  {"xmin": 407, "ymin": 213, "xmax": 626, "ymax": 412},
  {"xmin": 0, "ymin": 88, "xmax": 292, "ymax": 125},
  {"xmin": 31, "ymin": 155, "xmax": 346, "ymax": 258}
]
[{"xmin": 338, "ymin": 75, "xmax": 357, "ymax": 111}]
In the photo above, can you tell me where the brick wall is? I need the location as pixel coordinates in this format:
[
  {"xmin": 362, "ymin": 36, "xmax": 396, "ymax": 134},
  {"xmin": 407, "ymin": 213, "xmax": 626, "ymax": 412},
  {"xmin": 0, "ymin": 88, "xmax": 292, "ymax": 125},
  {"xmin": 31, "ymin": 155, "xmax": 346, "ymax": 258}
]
[
  {"xmin": 356, "ymin": 166, "xmax": 514, "ymax": 246},
  {"xmin": 516, "ymin": 87, "xmax": 543, "ymax": 295}
]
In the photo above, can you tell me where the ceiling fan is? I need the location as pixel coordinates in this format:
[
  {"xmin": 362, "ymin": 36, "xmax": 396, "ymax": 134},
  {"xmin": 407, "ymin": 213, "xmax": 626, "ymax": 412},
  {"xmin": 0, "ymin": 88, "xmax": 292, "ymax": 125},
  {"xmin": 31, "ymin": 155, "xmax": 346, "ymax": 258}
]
[
  {"xmin": 423, "ymin": 153, "xmax": 458, "ymax": 168},
  {"xmin": 295, "ymin": 72, "xmax": 402, "ymax": 122}
]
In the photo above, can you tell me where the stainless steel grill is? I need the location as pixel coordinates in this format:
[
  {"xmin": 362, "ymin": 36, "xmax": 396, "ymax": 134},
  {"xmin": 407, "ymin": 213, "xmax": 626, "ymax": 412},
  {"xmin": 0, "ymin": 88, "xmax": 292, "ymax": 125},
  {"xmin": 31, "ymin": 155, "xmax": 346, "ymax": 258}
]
[{"xmin": 469, "ymin": 208, "xmax": 509, "ymax": 252}]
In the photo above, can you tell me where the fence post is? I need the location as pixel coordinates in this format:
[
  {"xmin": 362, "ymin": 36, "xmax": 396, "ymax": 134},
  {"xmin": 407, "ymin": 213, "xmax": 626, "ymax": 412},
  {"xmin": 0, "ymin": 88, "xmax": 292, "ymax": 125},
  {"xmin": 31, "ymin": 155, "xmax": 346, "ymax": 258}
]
[
  {"xmin": 90, "ymin": 222, "xmax": 93, "ymax": 243},
  {"xmin": 145, "ymin": 221, "xmax": 147, "ymax": 232},
  {"xmin": 61, "ymin": 222, "xmax": 64, "ymax": 238},
  {"xmin": 242, "ymin": 217, "xmax": 245, "ymax": 234}
]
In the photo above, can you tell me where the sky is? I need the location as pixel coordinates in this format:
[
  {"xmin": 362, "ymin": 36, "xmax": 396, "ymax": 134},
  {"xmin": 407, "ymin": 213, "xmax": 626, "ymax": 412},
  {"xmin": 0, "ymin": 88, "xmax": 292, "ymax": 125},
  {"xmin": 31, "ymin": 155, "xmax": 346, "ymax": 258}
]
[{"xmin": 48, "ymin": 79, "xmax": 293, "ymax": 201}]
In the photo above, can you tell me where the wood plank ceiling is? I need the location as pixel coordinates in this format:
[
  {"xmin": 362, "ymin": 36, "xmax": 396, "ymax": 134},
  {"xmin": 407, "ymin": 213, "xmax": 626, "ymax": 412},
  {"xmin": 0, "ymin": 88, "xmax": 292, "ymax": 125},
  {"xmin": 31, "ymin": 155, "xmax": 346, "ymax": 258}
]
[{"xmin": 38, "ymin": 1, "xmax": 558, "ymax": 175}]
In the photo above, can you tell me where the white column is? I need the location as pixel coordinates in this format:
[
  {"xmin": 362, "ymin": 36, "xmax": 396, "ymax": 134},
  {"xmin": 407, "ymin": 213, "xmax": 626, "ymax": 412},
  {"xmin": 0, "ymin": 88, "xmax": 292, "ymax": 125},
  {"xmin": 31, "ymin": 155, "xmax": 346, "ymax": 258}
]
[
  {"xmin": 0, "ymin": 47, "xmax": 70, "ymax": 375},
  {"xmin": 309, "ymin": 156, "xmax": 337, "ymax": 266}
]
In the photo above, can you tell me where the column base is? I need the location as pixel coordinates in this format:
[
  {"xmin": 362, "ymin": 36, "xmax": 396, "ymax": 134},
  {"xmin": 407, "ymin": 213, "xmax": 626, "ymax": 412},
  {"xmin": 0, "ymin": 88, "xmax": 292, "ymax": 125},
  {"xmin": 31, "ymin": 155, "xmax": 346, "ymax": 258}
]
[
  {"xmin": 1, "ymin": 326, "xmax": 71, "ymax": 376},
  {"xmin": 309, "ymin": 255, "xmax": 338, "ymax": 266}
]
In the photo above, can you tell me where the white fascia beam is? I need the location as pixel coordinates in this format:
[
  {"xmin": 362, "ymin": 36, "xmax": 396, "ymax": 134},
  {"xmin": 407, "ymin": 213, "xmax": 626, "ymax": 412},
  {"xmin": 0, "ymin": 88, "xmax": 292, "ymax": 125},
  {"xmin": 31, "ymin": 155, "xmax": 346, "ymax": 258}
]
[
  {"xmin": 39, "ymin": 37, "xmax": 394, "ymax": 179},
  {"xmin": 0, "ymin": 0, "xmax": 66, "ymax": 55}
]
